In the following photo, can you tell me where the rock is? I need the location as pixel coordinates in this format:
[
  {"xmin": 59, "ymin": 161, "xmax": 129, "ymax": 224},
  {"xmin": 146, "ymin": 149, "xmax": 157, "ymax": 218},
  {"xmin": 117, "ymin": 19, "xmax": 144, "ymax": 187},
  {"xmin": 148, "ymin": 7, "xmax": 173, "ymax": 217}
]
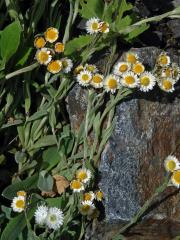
[{"xmin": 167, "ymin": 19, "xmax": 180, "ymax": 39}]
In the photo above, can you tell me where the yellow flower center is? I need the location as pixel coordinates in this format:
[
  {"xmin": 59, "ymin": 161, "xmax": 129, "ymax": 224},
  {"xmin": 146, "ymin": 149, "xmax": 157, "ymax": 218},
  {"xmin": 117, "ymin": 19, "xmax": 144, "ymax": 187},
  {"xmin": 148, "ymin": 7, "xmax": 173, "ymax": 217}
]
[
  {"xmin": 45, "ymin": 28, "xmax": 58, "ymax": 42},
  {"xmin": 119, "ymin": 64, "xmax": 128, "ymax": 73},
  {"xmin": 92, "ymin": 75, "xmax": 102, "ymax": 83},
  {"xmin": 34, "ymin": 37, "xmax": 46, "ymax": 48},
  {"xmin": 162, "ymin": 79, "xmax": 172, "ymax": 90},
  {"xmin": 50, "ymin": 214, "xmax": 57, "ymax": 222},
  {"xmin": 37, "ymin": 51, "xmax": 49, "ymax": 63},
  {"xmin": 92, "ymin": 22, "xmax": 99, "ymax": 30},
  {"xmin": 167, "ymin": 160, "xmax": 176, "ymax": 172},
  {"xmin": 126, "ymin": 54, "xmax": 137, "ymax": 64},
  {"xmin": 55, "ymin": 42, "xmax": 65, "ymax": 53},
  {"xmin": 77, "ymin": 171, "xmax": 87, "ymax": 180},
  {"xmin": 133, "ymin": 63, "xmax": 144, "ymax": 74},
  {"xmin": 99, "ymin": 22, "xmax": 109, "ymax": 33},
  {"xmin": 71, "ymin": 180, "xmax": 82, "ymax": 189},
  {"xmin": 16, "ymin": 199, "xmax": 25, "ymax": 209},
  {"xmin": 74, "ymin": 65, "xmax": 84, "ymax": 75},
  {"xmin": 164, "ymin": 68, "xmax": 171, "ymax": 77},
  {"xmin": 84, "ymin": 193, "xmax": 92, "ymax": 201},
  {"xmin": 140, "ymin": 76, "xmax": 150, "ymax": 86},
  {"xmin": 124, "ymin": 76, "xmax": 135, "ymax": 85},
  {"xmin": 82, "ymin": 74, "xmax": 90, "ymax": 81},
  {"xmin": 47, "ymin": 61, "xmax": 62, "ymax": 73},
  {"xmin": 86, "ymin": 65, "xmax": 95, "ymax": 72},
  {"xmin": 96, "ymin": 191, "xmax": 103, "ymax": 200},
  {"xmin": 17, "ymin": 191, "xmax": 26, "ymax": 197},
  {"xmin": 62, "ymin": 60, "xmax": 68, "ymax": 68},
  {"xmin": 107, "ymin": 79, "xmax": 117, "ymax": 89},
  {"xmin": 159, "ymin": 55, "xmax": 168, "ymax": 65},
  {"xmin": 82, "ymin": 205, "xmax": 90, "ymax": 212},
  {"xmin": 172, "ymin": 170, "xmax": 180, "ymax": 184}
]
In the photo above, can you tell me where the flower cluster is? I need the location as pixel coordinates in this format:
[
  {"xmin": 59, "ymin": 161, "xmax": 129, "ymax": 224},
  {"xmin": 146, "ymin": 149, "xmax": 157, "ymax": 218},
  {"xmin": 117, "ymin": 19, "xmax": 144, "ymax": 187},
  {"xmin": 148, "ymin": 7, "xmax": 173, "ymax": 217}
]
[
  {"xmin": 86, "ymin": 18, "xmax": 109, "ymax": 34},
  {"xmin": 155, "ymin": 52, "xmax": 180, "ymax": 92},
  {"xmin": 70, "ymin": 168, "xmax": 91, "ymax": 192},
  {"xmin": 34, "ymin": 27, "xmax": 73, "ymax": 74},
  {"xmin": 11, "ymin": 190, "xmax": 26, "ymax": 213},
  {"xmin": 164, "ymin": 155, "xmax": 180, "ymax": 188},
  {"xmin": 34, "ymin": 205, "xmax": 64, "ymax": 230}
]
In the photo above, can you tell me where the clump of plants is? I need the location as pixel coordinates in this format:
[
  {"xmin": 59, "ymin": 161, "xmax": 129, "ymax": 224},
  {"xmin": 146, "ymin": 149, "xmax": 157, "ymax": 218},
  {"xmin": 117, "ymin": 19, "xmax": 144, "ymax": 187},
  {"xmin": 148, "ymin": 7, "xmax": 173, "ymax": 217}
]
[{"xmin": 0, "ymin": 0, "xmax": 180, "ymax": 240}]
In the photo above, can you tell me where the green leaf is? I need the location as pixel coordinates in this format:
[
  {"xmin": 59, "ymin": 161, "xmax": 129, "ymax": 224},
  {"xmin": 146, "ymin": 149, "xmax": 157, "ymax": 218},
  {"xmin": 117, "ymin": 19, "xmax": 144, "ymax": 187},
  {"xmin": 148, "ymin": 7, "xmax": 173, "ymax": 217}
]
[
  {"xmin": 16, "ymin": 47, "xmax": 32, "ymax": 67},
  {"xmin": 46, "ymin": 196, "xmax": 67, "ymax": 209},
  {"xmin": 26, "ymin": 110, "xmax": 48, "ymax": 122},
  {"xmin": 0, "ymin": 21, "xmax": 21, "ymax": 62},
  {"xmin": 31, "ymin": 135, "xmax": 57, "ymax": 149},
  {"xmin": 79, "ymin": 0, "xmax": 104, "ymax": 19},
  {"xmin": 42, "ymin": 146, "xmax": 60, "ymax": 170},
  {"xmin": 2, "ymin": 174, "xmax": 38, "ymax": 200},
  {"xmin": 37, "ymin": 170, "xmax": 53, "ymax": 192},
  {"xmin": 125, "ymin": 23, "xmax": 149, "ymax": 41},
  {"xmin": 64, "ymin": 35, "xmax": 93, "ymax": 56}
]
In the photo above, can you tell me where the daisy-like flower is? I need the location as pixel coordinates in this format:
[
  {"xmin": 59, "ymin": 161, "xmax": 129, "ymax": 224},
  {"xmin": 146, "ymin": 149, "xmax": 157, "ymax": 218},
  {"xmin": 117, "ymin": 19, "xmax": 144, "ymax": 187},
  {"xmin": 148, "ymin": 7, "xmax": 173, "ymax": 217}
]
[
  {"xmin": 77, "ymin": 70, "xmax": 92, "ymax": 86},
  {"xmin": 104, "ymin": 74, "xmax": 119, "ymax": 94},
  {"xmin": 121, "ymin": 71, "xmax": 139, "ymax": 88},
  {"xmin": 47, "ymin": 60, "xmax": 62, "ymax": 74},
  {"xmin": 85, "ymin": 64, "xmax": 98, "ymax": 73},
  {"xmin": 164, "ymin": 155, "xmax": 180, "ymax": 173},
  {"xmin": 76, "ymin": 168, "xmax": 91, "ymax": 183},
  {"xmin": 157, "ymin": 52, "xmax": 170, "ymax": 67},
  {"xmin": 61, "ymin": 58, "xmax": 73, "ymax": 73},
  {"xmin": 132, "ymin": 62, "xmax": 145, "ymax": 75},
  {"xmin": 158, "ymin": 78, "xmax": 175, "ymax": 93},
  {"xmin": 126, "ymin": 52, "xmax": 139, "ymax": 64},
  {"xmin": 171, "ymin": 169, "xmax": 180, "ymax": 188},
  {"xmin": 11, "ymin": 196, "xmax": 25, "ymax": 213},
  {"xmin": 172, "ymin": 63, "xmax": 180, "ymax": 82},
  {"xmin": 36, "ymin": 48, "xmax": 52, "ymax": 65},
  {"xmin": 113, "ymin": 62, "xmax": 131, "ymax": 76},
  {"xmin": 17, "ymin": 191, "xmax": 27, "ymax": 197},
  {"xmin": 86, "ymin": 17, "xmax": 100, "ymax": 34},
  {"xmin": 99, "ymin": 21, "xmax": 110, "ymax": 33},
  {"xmin": 139, "ymin": 72, "xmax": 156, "ymax": 92},
  {"xmin": 70, "ymin": 180, "xmax": 84, "ymax": 192},
  {"xmin": 54, "ymin": 42, "xmax": 65, "ymax": 53},
  {"xmin": 74, "ymin": 65, "xmax": 84, "ymax": 75},
  {"xmin": 34, "ymin": 36, "xmax": 46, "ymax": 49},
  {"xmin": 34, "ymin": 205, "xmax": 48, "ymax": 225},
  {"xmin": 83, "ymin": 191, "xmax": 95, "ymax": 201},
  {"xmin": 46, "ymin": 207, "xmax": 64, "ymax": 230},
  {"xmin": 161, "ymin": 67, "xmax": 173, "ymax": 78},
  {"xmin": 91, "ymin": 73, "xmax": 104, "ymax": 88},
  {"xmin": 80, "ymin": 201, "xmax": 95, "ymax": 215},
  {"xmin": 44, "ymin": 27, "xmax": 59, "ymax": 43},
  {"xmin": 95, "ymin": 190, "xmax": 104, "ymax": 201}
]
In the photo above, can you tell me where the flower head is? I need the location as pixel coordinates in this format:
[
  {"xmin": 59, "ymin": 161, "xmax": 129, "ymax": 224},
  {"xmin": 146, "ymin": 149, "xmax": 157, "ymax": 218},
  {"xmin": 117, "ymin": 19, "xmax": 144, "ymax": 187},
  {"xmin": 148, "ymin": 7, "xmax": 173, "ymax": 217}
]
[
  {"xmin": 54, "ymin": 42, "xmax": 65, "ymax": 53},
  {"xmin": 34, "ymin": 205, "xmax": 48, "ymax": 225},
  {"xmin": 172, "ymin": 63, "xmax": 180, "ymax": 82},
  {"xmin": 74, "ymin": 65, "xmax": 84, "ymax": 75},
  {"xmin": 76, "ymin": 168, "xmax": 91, "ymax": 183},
  {"xmin": 99, "ymin": 21, "xmax": 110, "ymax": 33},
  {"xmin": 17, "ymin": 191, "xmax": 27, "ymax": 197},
  {"xmin": 80, "ymin": 201, "xmax": 95, "ymax": 215},
  {"xmin": 70, "ymin": 180, "xmax": 84, "ymax": 192},
  {"xmin": 171, "ymin": 170, "xmax": 180, "ymax": 188},
  {"xmin": 47, "ymin": 60, "xmax": 62, "ymax": 74},
  {"xmin": 121, "ymin": 71, "xmax": 139, "ymax": 88},
  {"xmin": 126, "ymin": 52, "xmax": 139, "ymax": 64},
  {"xmin": 95, "ymin": 190, "xmax": 104, "ymax": 201},
  {"xmin": 158, "ymin": 78, "xmax": 175, "ymax": 92},
  {"xmin": 46, "ymin": 207, "xmax": 64, "ymax": 230},
  {"xmin": 61, "ymin": 58, "xmax": 73, "ymax": 73},
  {"xmin": 86, "ymin": 18, "xmax": 100, "ymax": 34},
  {"xmin": 113, "ymin": 62, "xmax": 131, "ymax": 76},
  {"xmin": 34, "ymin": 36, "xmax": 46, "ymax": 49},
  {"xmin": 44, "ymin": 27, "xmax": 59, "ymax": 43},
  {"xmin": 104, "ymin": 74, "xmax": 119, "ymax": 94},
  {"xmin": 164, "ymin": 155, "xmax": 180, "ymax": 173},
  {"xmin": 77, "ymin": 70, "xmax": 92, "ymax": 86},
  {"xmin": 85, "ymin": 64, "xmax": 98, "ymax": 73},
  {"xmin": 83, "ymin": 191, "xmax": 95, "ymax": 201},
  {"xmin": 139, "ymin": 72, "xmax": 156, "ymax": 92},
  {"xmin": 36, "ymin": 48, "xmax": 52, "ymax": 65},
  {"xmin": 91, "ymin": 73, "xmax": 104, "ymax": 88},
  {"xmin": 157, "ymin": 52, "xmax": 170, "ymax": 67},
  {"xmin": 132, "ymin": 62, "xmax": 145, "ymax": 75},
  {"xmin": 11, "ymin": 196, "xmax": 25, "ymax": 213}
]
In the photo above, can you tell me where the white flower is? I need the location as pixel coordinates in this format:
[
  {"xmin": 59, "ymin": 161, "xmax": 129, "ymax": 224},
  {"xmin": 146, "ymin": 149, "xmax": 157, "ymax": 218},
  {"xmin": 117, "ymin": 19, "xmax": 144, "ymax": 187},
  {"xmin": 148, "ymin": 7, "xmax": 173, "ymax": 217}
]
[
  {"xmin": 76, "ymin": 168, "xmax": 91, "ymax": 183},
  {"xmin": 83, "ymin": 191, "xmax": 96, "ymax": 201},
  {"xmin": 85, "ymin": 64, "xmax": 98, "ymax": 73},
  {"xmin": 77, "ymin": 70, "xmax": 92, "ymax": 86},
  {"xmin": 11, "ymin": 196, "xmax": 25, "ymax": 213},
  {"xmin": 61, "ymin": 58, "xmax": 73, "ymax": 73},
  {"xmin": 172, "ymin": 63, "xmax": 180, "ymax": 82},
  {"xmin": 125, "ymin": 52, "xmax": 139, "ymax": 64},
  {"xmin": 164, "ymin": 155, "xmax": 180, "ymax": 173},
  {"xmin": 47, "ymin": 60, "xmax": 62, "ymax": 74},
  {"xmin": 44, "ymin": 27, "xmax": 59, "ymax": 43},
  {"xmin": 104, "ymin": 74, "xmax": 119, "ymax": 94},
  {"xmin": 113, "ymin": 62, "xmax": 131, "ymax": 76},
  {"xmin": 171, "ymin": 169, "xmax": 180, "ymax": 188},
  {"xmin": 95, "ymin": 190, "xmax": 104, "ymax": 201},
  {"xmin": 70, "ymin": 180, "xmax": 85, "ymax": 192},
  {"xmin": 121, "ymin": 71, "xmax": 139, "ymax": 88},
  {"xmin": 158, "ymin": 78, "xmax": 175, "ymax": 93},
  {"xmin": 157, "ymin": 52, "xmax": 170, "ymax": 67},
  {"xmin": 80, "ymin": 201, "xmax": 95, "ymax": 215},
  {"xmin": 36, "ymin": 48, "xmax": 52, "ymax": 65},
  {"xmin": 34, "ymin": 205, "xmax": 48, "ymax": 225},
  {"xmin": 46, "ymin": 207, "xmax": 64, "ymax": 230},
  {"xmin": 98, "ymin": 21, "xmax": 109, "ymax": 33},
  {"xmin": 91, "ymin": 73, "xmax": 104, "ymax": 88},
  {"xmin": 139, "ymin": 72, "xmax": 156, "ymax": 92},
  {"xmin": 132, "ymin": 62, "xmax": 145, "ymax": 75},
  {"xmin": 86, "ymin": 18, "xmax": 100, "ymax": 34}
]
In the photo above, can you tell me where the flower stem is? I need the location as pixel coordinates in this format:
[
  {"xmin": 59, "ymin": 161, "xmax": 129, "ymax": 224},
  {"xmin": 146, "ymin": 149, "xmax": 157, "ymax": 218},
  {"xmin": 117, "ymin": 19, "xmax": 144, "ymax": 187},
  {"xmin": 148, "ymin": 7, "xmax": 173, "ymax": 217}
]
[
  {"xmin": 63, "ymin": 0, "xmax": 73, "ymax": 44},
  {"xmin": 5, "ymin": 62, "xmax": 39, "ymax": 80}
]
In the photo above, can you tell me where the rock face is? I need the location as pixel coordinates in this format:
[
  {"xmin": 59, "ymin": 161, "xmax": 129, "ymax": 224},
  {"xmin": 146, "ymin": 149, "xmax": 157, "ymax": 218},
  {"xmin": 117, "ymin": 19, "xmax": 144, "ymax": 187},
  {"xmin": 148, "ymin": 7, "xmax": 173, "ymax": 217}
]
[{"xmin": 68, "ymin": 47, "xmax": 180, "ymax": 239}]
